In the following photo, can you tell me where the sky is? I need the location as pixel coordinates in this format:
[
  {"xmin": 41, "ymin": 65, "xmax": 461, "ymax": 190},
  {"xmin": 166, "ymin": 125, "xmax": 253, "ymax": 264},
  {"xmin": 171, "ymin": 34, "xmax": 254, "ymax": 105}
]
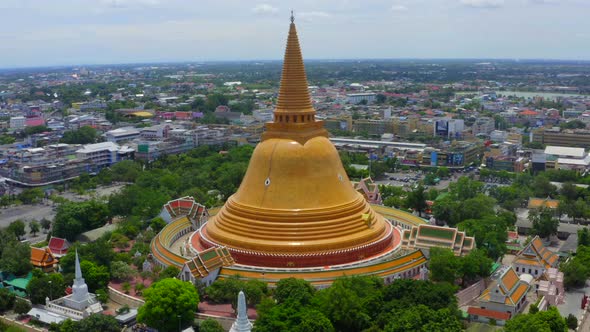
[{"xmin": 0, "ymin": 0, "xmax": 589, "ymax": 68}]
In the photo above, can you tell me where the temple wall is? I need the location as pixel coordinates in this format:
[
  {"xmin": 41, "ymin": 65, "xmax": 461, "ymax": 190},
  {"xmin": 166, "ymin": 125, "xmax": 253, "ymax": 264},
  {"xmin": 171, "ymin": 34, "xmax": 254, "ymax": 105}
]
[
  {"xmin": 0, "ymin": 316, "xmax": 44, "ymax": 332},
  {"xmin": 457, "ymin": 279, "xmax": 486, "ymax": 307},
  {"xmin": 108, "ymin": 287, "xmax": 145, "ymax": 308}
]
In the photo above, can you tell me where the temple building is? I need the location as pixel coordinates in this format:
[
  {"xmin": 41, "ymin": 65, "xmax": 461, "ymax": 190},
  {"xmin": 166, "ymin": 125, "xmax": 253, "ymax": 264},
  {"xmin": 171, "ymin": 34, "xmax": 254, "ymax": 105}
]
[
  {"xmin": 150, "ymin": 16, "xmax": 434, "ymax": 287},
  {"xmin": 468, "ymin": 266, "xmax": 532, "ymax": 326},
  {"xmin": 196, "ymin": 14, "xmax": 395, "ymax": 269},
  {"xmin": 28, "ymin": 251, "xmax": 103, "ymax": 324},
  {"xmin": 513, "ymin": 236, "xmax": 559, "ymax": 278},
  {"xmin": 401, "ymin": 224, "xmax": 475, "ymax": 256}
]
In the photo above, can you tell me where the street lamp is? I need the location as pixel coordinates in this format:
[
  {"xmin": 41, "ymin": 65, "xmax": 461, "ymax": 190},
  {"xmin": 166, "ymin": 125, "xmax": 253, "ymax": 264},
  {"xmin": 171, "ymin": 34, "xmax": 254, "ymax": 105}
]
[
  {"xmin": 177, "ymin": 314, "xmax": 181, "ymax": 332},
  {"xmin": 48, "ymin": 280, "xmax": 52, "ymax": 300}
]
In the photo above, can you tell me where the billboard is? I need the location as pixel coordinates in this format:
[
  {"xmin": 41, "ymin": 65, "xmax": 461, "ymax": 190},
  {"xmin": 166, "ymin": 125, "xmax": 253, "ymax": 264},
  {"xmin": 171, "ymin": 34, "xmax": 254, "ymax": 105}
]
[{"xmin": 431, "ymin": 151, "xmax": 438, "ymax": 166}]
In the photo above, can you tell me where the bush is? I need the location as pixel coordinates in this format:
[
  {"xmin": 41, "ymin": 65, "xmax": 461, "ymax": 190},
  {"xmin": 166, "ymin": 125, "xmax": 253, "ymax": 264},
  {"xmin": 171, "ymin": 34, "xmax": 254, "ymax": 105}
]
[
  {"xmin": 567, "ymin": 314, "xmax": 578, "ymax": 330},
  {"xmin": 13, "ymin": 299, "xmax": 31, "ymax": 316}
]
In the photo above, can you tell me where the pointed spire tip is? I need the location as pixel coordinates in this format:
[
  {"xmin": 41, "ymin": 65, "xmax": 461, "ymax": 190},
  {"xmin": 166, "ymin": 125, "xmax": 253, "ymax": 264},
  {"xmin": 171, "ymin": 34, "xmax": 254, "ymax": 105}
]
[{"xmin": 290, "ymin": 10, "xmax": 294, "ymax": 23}]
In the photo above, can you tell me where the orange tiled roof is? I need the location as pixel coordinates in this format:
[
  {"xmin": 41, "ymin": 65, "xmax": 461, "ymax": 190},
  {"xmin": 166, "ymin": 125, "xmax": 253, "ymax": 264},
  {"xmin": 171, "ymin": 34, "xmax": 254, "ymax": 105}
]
[
  {"xmin": 501, "ymin": 268, "xmax": 519, "ymax": 291},
  {"xmin": 509, "ymin": 283, "xmax": 529, "ymax": 305},
  {"xmin": 30, "ymin": 247, "xmax": 57, "ymax": 267},
  {"xmin": 468, "ymin": 307, "xmax": 511, "ymax": 320}
]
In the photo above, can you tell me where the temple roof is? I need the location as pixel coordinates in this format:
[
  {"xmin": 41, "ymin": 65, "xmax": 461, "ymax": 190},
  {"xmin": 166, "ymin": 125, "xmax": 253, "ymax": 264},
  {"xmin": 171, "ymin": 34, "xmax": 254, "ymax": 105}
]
[{"xmin": 275, "ymin": 16, "xmax": 313, "ymax": 114}]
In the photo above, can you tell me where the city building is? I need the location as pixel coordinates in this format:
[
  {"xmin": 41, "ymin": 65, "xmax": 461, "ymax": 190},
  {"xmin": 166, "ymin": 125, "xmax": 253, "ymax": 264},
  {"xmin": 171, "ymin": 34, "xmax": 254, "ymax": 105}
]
[
  {"xmin": 76, "ymin": 142, "xmax": 134, "ymax": 171},
  {"xmin": 346, "ymin": 92, "xmax": 377, "ymax": 104},
  {"xmin": 532, "ymin": 127, "xmax": 590, "ymax": 149},
  {"xmin": 104, "ymin": 127, "xmax": 141, "ymax": 143},
  {"xmin": 434, "ymin": 118, "xmax": 465, "ymax": 139},
  {"xmin": 472, "ymin": 117, "xmax": 495, "ymax": 136},
  {"xmin": 543, "ymin": 145, "xmax": 590, "ymax": 171},
  {"xmin": 538, "ymin": 268, "xmax": 564, "ymax": 306},
  {"xmin": 9, "ymin": 116, "xmax": 26, "ymax": 129}
]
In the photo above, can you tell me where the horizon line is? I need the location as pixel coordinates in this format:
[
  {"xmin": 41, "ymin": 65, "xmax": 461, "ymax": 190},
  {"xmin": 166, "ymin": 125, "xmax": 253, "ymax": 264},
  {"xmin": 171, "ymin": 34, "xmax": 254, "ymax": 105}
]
[{"xmin": 2, "ymin": 57, "xmax": 590, "ymax": 71}]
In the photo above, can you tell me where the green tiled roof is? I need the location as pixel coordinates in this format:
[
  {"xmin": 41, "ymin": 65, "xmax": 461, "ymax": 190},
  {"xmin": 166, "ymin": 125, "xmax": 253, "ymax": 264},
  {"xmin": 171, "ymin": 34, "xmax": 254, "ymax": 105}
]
[
  {"xmin": 418, "ymin": 226, "xmax": 455, "ymax": 240},
  {"xmin": 200, "ymin": 249, "xmax": 219, "ymax": 262}
]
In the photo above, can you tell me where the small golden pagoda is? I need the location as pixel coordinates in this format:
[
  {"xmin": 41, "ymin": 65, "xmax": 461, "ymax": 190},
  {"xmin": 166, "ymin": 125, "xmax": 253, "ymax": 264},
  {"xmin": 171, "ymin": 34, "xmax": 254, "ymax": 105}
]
[{"xmin": 200, "ymin": 14, "xmax": 394, "ymax": 267}]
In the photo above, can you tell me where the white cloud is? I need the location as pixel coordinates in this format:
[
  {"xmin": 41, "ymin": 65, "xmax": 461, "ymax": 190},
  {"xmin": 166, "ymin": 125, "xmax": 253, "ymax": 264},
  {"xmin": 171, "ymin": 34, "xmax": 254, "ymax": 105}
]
[
  {"xmin": 530, "ymin": 0, "xmax": 559, "ymax": 4},
  {"xmin": 460, "ymin": 0, "xmax": 504, "ymax": 8},
  {"xmin": 391, "ymin": 5, "xmax": 408, "ymax": 11},
  {"xmin": 99, "ymin": 0, "xmax": 160, "ymax": 8},
  {"xmin": 252, "ymin": 3, "xmax": 279, "ymax": 14},
  {"xmin": 298, "ymin": 11, "xmax": 332, "ymax": 21}
]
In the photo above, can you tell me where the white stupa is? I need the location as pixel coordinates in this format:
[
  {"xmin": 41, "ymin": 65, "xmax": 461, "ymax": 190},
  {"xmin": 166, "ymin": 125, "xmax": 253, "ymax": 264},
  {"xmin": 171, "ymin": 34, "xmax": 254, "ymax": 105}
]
[{"xmin": 230, "ymin": 291, "xmax": 252, "ymax": 332}]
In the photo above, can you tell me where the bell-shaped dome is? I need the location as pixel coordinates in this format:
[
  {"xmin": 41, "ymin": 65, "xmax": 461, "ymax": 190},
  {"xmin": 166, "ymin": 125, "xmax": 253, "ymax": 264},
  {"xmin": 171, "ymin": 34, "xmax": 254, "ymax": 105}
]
[{"xmin": 200, "ymin": 16, "xmax": 394, "ymax": 267}]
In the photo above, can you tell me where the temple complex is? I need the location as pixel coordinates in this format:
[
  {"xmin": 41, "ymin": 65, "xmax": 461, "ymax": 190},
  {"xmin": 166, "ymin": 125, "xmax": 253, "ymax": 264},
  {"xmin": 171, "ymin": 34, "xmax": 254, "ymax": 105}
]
[{"xmin": 150, "ymin": 16, "xmax": 436, "ymax": 286}]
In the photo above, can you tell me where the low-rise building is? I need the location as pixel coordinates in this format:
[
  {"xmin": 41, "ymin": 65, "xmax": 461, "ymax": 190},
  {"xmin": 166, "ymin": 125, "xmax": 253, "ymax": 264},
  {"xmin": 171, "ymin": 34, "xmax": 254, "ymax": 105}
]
[
  {"xmin": 468, "ymin": 266, "xmax": 532, "ymax": 325},
  {"xmin": 401, "ymin": 224, "xmax": 475, "ymax": 256},
  {"xmin": 513, "ymin": 236, "xmax": 559, "ymax": 278},
  {"xmin": 346, "ymin": 92, "xmax": 376, "ymax": 104},
  {"xmin": 76, "ymin": 142, "xmax": 134, "ymax": 170}
]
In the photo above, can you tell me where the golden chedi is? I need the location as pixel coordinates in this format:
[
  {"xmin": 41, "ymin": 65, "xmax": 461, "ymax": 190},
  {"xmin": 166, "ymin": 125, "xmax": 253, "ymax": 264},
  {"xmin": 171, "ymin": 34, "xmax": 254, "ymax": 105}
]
[{"xmin": 199, "ymin": 15, "xmax": 394, "ymax": 267}]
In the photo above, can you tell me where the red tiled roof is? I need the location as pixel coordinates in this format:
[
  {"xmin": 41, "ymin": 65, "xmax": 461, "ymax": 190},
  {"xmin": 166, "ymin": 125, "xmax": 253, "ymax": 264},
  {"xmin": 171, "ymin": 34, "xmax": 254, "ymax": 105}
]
[
  {"xmin": 48, "ymin": 237, "xmax": 66, "ymax": 250},
  {"xmin": 467, "ymin": 307, "xmax": 511, "ymax": 320},
  {"xmin": 520, "ymin": 109, "xmax": 538, "ymax": 116}
]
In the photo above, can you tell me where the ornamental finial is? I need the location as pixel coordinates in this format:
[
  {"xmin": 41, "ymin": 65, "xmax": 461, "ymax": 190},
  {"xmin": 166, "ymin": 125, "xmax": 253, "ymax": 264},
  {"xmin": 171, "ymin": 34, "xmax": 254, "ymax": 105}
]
[{"xmin": 290, "ymin": 10, "xmax": 294, "ymax": 23}]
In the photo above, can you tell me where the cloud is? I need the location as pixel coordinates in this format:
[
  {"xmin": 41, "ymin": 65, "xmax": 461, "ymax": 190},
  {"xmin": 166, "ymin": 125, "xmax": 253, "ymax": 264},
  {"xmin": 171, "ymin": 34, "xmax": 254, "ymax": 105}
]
[
  {"xmin": 530, "ymin": 0, "xmax": 558, "ymax": 4},
  {"xmin": 460, "ymin": 0, "xmax": 504, "ymax": 8},
  {"xmin": 391, "ymin": 5, "xmax": 408, "ymax": 11},
  {"xmin": 99, "ymin": 0, "xmax": 160, "ymax": 8},
  {"xmin": 252, "ymin": 4, "xmax": 279, "ymax": 15},
  {"xmin": 298, "ymin": 11, "xmax": 332, "ymax": 21}
]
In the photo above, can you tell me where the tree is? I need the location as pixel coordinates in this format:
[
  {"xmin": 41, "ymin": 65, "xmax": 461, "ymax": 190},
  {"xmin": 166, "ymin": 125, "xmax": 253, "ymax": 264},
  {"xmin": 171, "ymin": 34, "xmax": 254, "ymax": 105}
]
[
  {"xmin": 18, "ymin": 188, "xmax": 44, "ymax": 204},
  {"xmin": 504, "ymin": 307, "xmax": 567, "ymax": 332},
  {"xmin": 29, "ymin": 221, "xmax": 40, "ymax": 237},
  {"xmin": 78, "ymin": 314, "xmax": 121, "ymax": 332},
  {"xmin": 7, "ymin": 220, "xmax": 26, "ymax": 240},
  {"xmin": 160, "ymin": 265, "xmax": 180, "ymax": 280},
  {"xmin": 199, "ymin": 318, "xmax": 225, "ymax": 332},
  {"xmin": 53, "ymin": 200, "xmax": 110, "ymax": 241},
  {"xmin": 137, "ymin": 278, "xmax": 199, "ymax": 332},
  {"xmin": 40, "ymin": 218, "xmax": 52, "ymax": 232},
  {"xmin": 561, "ymin": 255, "xmax": 589, "ymax": 288},
  {"xmin": 296, "ymin": 309, "xmax": 335, "ymax": 332},
  {"xmin": 80, "ymin": 260, "xmax": 110, "ymax": 292},
  {"xmin": 383, "ymin": 305, "xmax": 462, "ymax": 332},
  {"xmin": 566, "ymin": 314, "xmax": 578, "ymax": 330},
  {"xmin": 428, "ymin": 247, "xmax": 459, "ymax": 284},
  {"xmin": 579, "ymin": 228, "xmax": 590, "ymax": 247},
  {"xmin": 313, "ymin": 276, "xmax": 383, "ymax": 332},
  {"xmin": 0, "ymin": 241, "xmax": 32, "ymax": 275},
  {"xmin": 274, "ymin": 277, "xmax": 315, "ymax": 306},
  {"xmin": 0, "ymin": 288, "xmax": 15, "ymax": 313},
  {"xmin": 13, "ymin": 299, "xmax": 31, "ymax": 316},
  {"xmin": 533, "ymin": 176, "xmax": 557, "ymax": 198},
  {"xmin": 459, "ymin": 249, "xmax": 493, "ymax": 285},
  {"xmin": 110, "ymin": 261, "xmax": 136, "ymax": 281},
  {"xmin": 529, "ymin": 208, "xmax": 559, "ymax": 240},
  {"xmin": 27, "ymin": 272, "xmax": 66, "ymax": 304},
  {"xmin": 406, "ymin": 184, "xmax": 427, "ymax": 217},
  {"xmin": 60, "ymin": 126, "xmax": 98, "ymax": 144},
  {"xmin": 458, "ymin": 215, "xmax": 508, "ymax": 260}
]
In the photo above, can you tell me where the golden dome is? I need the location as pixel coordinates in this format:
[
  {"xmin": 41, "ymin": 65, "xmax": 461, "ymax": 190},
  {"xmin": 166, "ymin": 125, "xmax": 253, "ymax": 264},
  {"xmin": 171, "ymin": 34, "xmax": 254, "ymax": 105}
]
[{"xmin": 200, "ymin": 16, "xmax": 394, "ymax": 267}]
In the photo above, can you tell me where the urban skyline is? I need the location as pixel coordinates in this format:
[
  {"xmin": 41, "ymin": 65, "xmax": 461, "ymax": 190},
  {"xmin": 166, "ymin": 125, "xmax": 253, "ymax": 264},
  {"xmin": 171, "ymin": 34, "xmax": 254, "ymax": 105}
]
[{"xmin": 1, "ymin": 0, "xmax": 590, "ymax": 68}]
